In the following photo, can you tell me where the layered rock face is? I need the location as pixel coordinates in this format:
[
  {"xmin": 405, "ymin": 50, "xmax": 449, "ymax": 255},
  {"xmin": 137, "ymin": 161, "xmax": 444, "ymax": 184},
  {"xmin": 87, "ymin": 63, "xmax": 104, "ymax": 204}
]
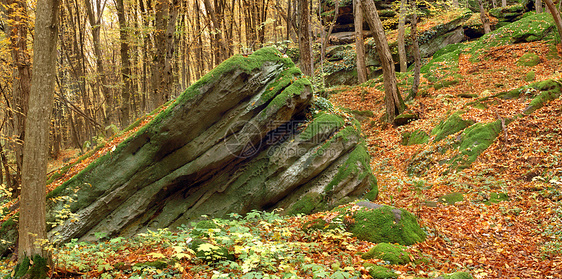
[{"xmin": 25, "ymin": 47, "xmax": 377, "ymax": 247}]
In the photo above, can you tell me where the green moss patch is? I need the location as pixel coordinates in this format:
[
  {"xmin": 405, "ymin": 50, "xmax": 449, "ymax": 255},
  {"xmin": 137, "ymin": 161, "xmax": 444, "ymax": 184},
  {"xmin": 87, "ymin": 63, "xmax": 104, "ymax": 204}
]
[
  {"xmin": 361, "ymin": 243, "xmax": 411, "ymax": 265},
  {"xmin": 517, "ymin": 53, "xmax": 541, "ymax": 67},
  {"xmin": 450, "ymin": 120, "xmax": 502, "ymax": 170},
  {"xmin": 525, "ymin": 79, "xmax": 562, "ymax": 114},
  {"xmin": 467, "ymin": 13, "xmax": 556, "ymax": 61},
  {"xmin": 440, "ymin": 271, "xmax": 474, "ymax": 279},
  {"xmin": 431, "ymin": 111, "xmax": 475, "ymax": 142},
  {"xmin": 401, "ymin": 130, "xmax": 430, "ymax": 146},
  {"xmin": 364, "ymin": 264, "xmax": 398, "ymax": 279},
  {"xmin": 285, "ymin": 192, "xmax": 323, "ymax": 216},
  {"xmin": 484, "ymin": 192, "xmax": 510, "ymax": 205},
  {"xmin": 525, "ymin": 71, "xmax": 536, "ymax": 82},
  {"xmin": 438, "ymin": 192, "xmax": 465, "ymax": 205},
  {"xmin": 346, "ymin": 202, "xmax": 425, "ymax": 246},
  {"xmin": 434, "ymin": 79, "xmax": 459, "ymax": 90}
]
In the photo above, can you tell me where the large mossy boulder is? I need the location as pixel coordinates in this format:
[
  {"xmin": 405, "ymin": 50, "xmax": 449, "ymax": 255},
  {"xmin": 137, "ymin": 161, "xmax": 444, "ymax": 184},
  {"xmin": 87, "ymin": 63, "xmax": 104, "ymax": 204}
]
[
  {"xmin": 345, "ymin": 202, "xmax": 425, "ymax": 246},
  {"xmin": 0, "ymin": 47, "xmax": 377, "ymax": 253}
]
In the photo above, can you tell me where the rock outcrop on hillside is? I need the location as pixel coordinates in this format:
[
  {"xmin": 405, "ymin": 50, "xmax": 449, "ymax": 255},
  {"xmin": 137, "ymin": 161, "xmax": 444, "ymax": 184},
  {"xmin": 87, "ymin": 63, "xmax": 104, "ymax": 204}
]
[{"xmin": 0, "ymin": 47, "xmax": 377, "ymax": 255}]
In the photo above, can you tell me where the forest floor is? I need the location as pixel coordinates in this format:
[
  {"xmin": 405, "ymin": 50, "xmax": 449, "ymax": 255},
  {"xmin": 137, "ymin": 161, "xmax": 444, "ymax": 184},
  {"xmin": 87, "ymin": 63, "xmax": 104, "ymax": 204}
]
[
  {"xmin": 1, "ymin": 42, "xmax": 562, "ymax": 279},
  {"xmin": 330, "ymin": 40, "xmax": 562, "ymax": 278}
]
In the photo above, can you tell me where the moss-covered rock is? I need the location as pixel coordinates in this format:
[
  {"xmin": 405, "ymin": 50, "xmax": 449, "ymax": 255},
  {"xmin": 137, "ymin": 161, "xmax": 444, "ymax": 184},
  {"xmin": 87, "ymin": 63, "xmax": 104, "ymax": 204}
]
[
  {"xmin": 401, "ymin": 130, "xmax": 430, "ymax": 146},
  {"xmin": 517, "ymin": 53, "xmax": 541, "ymax": 67},
  {"xmin": 133, "ymin": 260, "xmax": 168, "ymax": 269},
  {"xmin": 364, "ymin": 264, "xmax": 399, "ymax": 279},
  {"xmin": 525, "ymin": 79, "xmax": 562, "ymax": 114},
  {"xmin": 525, "ymin": 71, "xmax": 536, "ymax": 82},
  {"xmin": 431, "ymin": 111, "xmax": 475, "ymax": 142},
  {"xmin": 437, "ymin": 271, "xmax": 474, "ymax": 279},
  {"xmin": 438, "ymin": 192, "xmax": 464, "ymax": 205},
  {"xmin": 484, "ymin": 192, "xmax": 510, "ymax": 205},
  {"xmin": 393, "ymin": 114, "xmax": 418, "ymax": 126},
  {"xmin": 450, "ymin": 120, "xmax": 502, "ymax": 170},
  {"xmin": 468, "ymin": 13, "xmax": 557, "ymax": 61},
  {"xmin": 361, "ymin": 243, "xmax": 411, "ymax": 265},
  {"xmin": 346, "ymin": 202, "xmax": 425, "ymax": 245},
  {"xmin": 434, "ymin": 79, "xmax": 459, "ymax": 90},
  {"xmin": 37, "ymin": 47, "xmax": 375, "ymax": 251}
]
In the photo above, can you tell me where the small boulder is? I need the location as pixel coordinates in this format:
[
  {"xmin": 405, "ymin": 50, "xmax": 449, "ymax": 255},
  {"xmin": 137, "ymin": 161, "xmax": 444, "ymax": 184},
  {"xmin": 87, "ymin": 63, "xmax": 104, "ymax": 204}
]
[
  {"xmin": 437, "ymin": 271, "xmax": 474, "ymax": 279},
  {"xmin": 517, "ymin": 53, "xmax": 541, "ymax": 67},
  {"xmin": 364, "ymin": 264, "xmax": 398, "ymax": 279},
  {"xmin": 346, "ymin": 202, "xmax": 425, "ymax": 246},
  {"xmin": 361, "ymin": 243, "xmax": 411, "ymax": 265}
]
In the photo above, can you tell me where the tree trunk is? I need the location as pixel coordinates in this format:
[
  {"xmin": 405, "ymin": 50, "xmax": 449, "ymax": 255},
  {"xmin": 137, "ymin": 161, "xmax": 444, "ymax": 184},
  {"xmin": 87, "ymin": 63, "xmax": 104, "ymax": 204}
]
[
  {"xmin": 116, "ymin": 0, "xmax": 132, "ymax": 128},
  {"xmin": 397, "ymin": 0, "xmax": 407, "ymax": 73},
  {"xmin": 502, "ymin": 0, "xmax": 506, "ymax": 8},
  {"xmin": 322, "ymin": 0, "xmax": 340, "ymax": 59},
  {"xmin": 84, "ymin": 0, "xmax": 112, "ymax": 127},
  {"xmin": 409, "ymin": 0, "xmax": 421, "ymax": 100},
  {"xmin": 4, "ymin": 0, "xmax": 32, "ymax": 191},
  {"xmin": 354, "ymin": 0, "xmax": 367, "ymax": 83},
  {"xmin": 477, "ymin": 0, "xmax": 491, "ymax": 34},
  {"xmin": 536, "ymin": 0, "xmax": 543, "ymax": 13},
  {"xmin": 544, "ymin": 0, "xmax": 562, "ymax": 41},
  {"xmin": 298, "ymin": 0, "xmax": 313, "ymax": 76},
  {"xmin": 18, "ymin": 0, "xmax": 59, "ymax": 267},
  {"xmin": 151, "ymin": 0, "xmax": 168, "ymax": 109},
  {"xmin": 362, "ymin": 0, "xmax": 405, "ymax": 123}
]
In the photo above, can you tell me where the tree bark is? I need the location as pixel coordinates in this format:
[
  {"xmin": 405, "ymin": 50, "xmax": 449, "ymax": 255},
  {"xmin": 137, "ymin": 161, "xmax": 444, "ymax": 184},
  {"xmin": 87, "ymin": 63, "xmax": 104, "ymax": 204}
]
[
  {"xmin": 536, "ymin": 0, "xmax": 543, "ymax": 13},
  {"xmin": 477, "ymin": 0, "xmax": 491, "ymax": 34},
  {"xmin": 322, "ymin": 0, "xmax": 340, "ymax": 59},
  {"xmin": 502, "ymin": 0, "xmax": 506, "ymax": 8},
  {"xmin": 354, "ymin": 0, "xmax": 367, "ymax": 83},
  {"xmin": 4, "ymin": 0, "xmax": 32, "ymax": 191},
  {"xmin": 19, "ymin": 0, "xmax": 59, "ymax": 263},
  {"xmin": 409, "ymin": 0, "xmax": 421, "ymax": 100},
  {"xmin": 151, "ymin": 0, "xmax": 169, "ymax": 109},
  {"xmin": 84, "ymin": 0, "xmax": 112, "ymax": 127},
  {"xmin": 397, "ymin": 0, "xmax": 408, "ymax": 72},
  {"xmin": 544, "ymin": 0, "xmax": 562, "ymax": 41},
  {"xmin": 298, "ymin": 0, "xmax": 313, "ymax": 76},
  {"xmin": 116, "ymin": 0, "xmax": 132, "ymax": 128},
  {"xmin": 362, "ymin": 0, "xmax": 405, "ymax": 123}
]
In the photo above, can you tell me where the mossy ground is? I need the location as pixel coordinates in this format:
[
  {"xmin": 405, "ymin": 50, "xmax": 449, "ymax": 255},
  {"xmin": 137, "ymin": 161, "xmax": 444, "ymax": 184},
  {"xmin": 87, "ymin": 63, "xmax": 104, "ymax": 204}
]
[
  {"xmin": 346, "ymin": 204, "xmax": 425, "ymax": 246},
  {"xmin": 361, "ymin": 243, "xmax": 411, "ymax": 265}
]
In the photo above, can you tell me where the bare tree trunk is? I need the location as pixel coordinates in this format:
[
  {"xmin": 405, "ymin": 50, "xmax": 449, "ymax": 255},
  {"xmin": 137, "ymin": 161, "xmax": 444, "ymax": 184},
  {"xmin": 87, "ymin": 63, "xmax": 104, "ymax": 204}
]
[
  {"xmin": 453, "ymin": 0, "xmax": 459, "ymax": 8},
  {"xmin": 298, "ymin": 0, "xmax": 313, "ymax": 76},
  {"xmin": 4, "ymin": 0, "xmax": 32, "ymax": 191},
  {"xmin": 19, "ymin": 0, "xmax": 59, "ymax": 266},
  {"xmin": 544, "ymin": 0, "xmax": 562, "ymax": 41},
  {"xmin": 151, "ymin": 0, "xmax": 168, "ymax": 109},
  {"xmin": 478, "ymin": 0, "xmax": 491, "ymax": 34},
  {"xmin": 397, "ymin": 0, "xmax": 407, "ymax": 72},
  {"xmin": 536, "ymin": 0, "xmax": 543, "ymax": 13},
  {"xmin": 409, "ymin": 0, "xmax": 421, "ymax": 100},
  {"xmin": 322, "ymin": 0, "xmax": 340, "ymax": 59},
  {"xmin": 491, "ymin": 0, "xmax": 497, "ymax": 8},
  {"xmin": 363, "ymin": 0, "xmax": 405, "ymax": 123},
  {"xmin": 502, "ymin": 0, "xmax": 506, "ymax": 8},
  {"xmin": 116, "ymin": 0, "xmax": 132, "ymax": 127},
  {"xmin": 85, "ymin": 0, "xmax": 112, "ymax": 127},
  {"xmin": 354, "ymin": 0, "xmax": 367, "ymax": 83}
]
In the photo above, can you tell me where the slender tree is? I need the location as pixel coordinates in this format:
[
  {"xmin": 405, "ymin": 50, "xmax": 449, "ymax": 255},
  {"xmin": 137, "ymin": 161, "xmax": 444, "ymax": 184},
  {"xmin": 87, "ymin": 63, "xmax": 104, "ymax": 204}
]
[
  {"xmin": 408, "ymin": 0, "xmax": 421, "ymax": 100},
  {"xmin": 322, "ymin": 0, "xmax": 340, "ymax": 59},
  {"xmin": 477, "ymin": 0, "xmax": 491, "ymax": 34},
  {"xmin": 544, "ymin": 0, "xmax": 562, "ymax": 41},
  {"xmin": 397, "ymin": 0, "xmax": 408, "ymax": 72},
  {"xmin": 363, "ymin": 0, "xmax": 405, "ymax": 122},
  {"xmin": 18, "ymin": 0, "xmax": 60, "ymax": 272},
  {"xmin": 354, "ymin": 0, "xmax": 367, "ymax": 83},
  {"xmin": 536, "ymin": 0, "xmax": 543, "ymax": 13},
  {"xmin": 298, "ymin": 0, "xmax": 313, "ymax": 76},
  {"xmin": 116, "ymin": 0, "xmax": 132, "ymax": 127},
  {"xmin": 2, "ymin": 0, "xmax": 31, "ymax": 190}
]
